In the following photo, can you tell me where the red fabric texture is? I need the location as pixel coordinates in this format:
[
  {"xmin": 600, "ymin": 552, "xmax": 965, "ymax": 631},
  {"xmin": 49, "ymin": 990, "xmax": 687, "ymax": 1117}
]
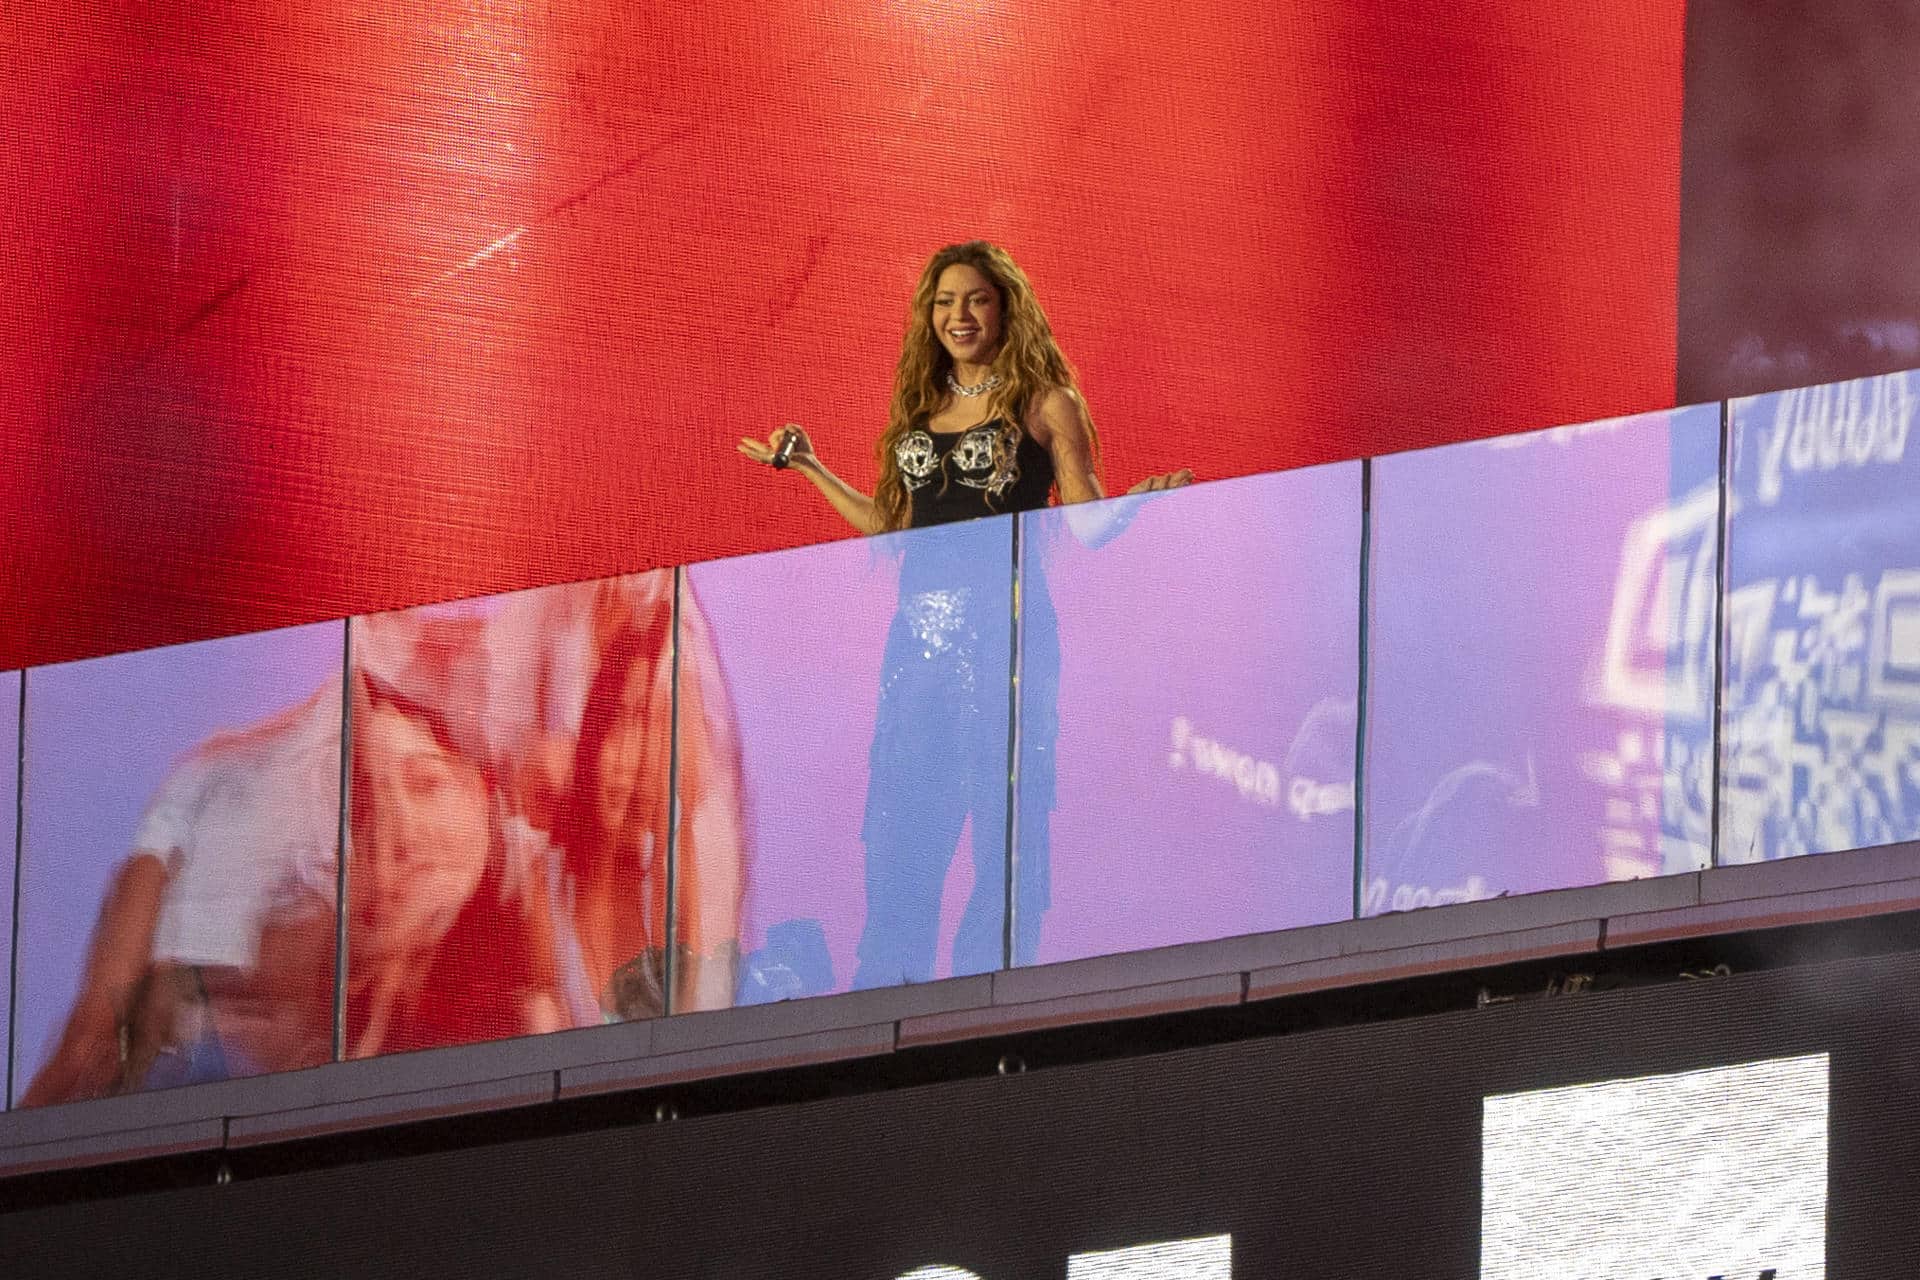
[{"xmin": 0, "ymin": 2, "xmax": 1684, "ymax": 669}]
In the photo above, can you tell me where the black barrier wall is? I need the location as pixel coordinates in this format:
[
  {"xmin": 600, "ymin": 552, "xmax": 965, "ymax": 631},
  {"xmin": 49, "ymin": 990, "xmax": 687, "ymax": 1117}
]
[{"xmin": 2, "ymin": 946, "xmax": 1909, "ymax": 1277}]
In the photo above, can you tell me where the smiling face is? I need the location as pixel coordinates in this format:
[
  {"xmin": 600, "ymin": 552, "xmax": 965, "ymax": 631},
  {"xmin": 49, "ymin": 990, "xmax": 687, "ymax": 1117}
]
[
  {"xmin": 349, "ymin": 692, "xmax": 490, "ymax": 959},
  {"xmin": 591, "ymin": 658, "xmax": 656, "ymax": 851},
  {"xmin": 931, "ymin": 262, "xmax": 1004, "ymax": 368}
]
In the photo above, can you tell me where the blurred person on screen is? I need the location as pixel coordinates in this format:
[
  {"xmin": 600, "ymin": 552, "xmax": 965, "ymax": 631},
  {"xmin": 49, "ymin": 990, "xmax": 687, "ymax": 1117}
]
[
  {"xmin": 344, "ymin": 665, "xmax": 571, "ymax": 1055},
  {"xmin": 468, "ymin": 577, "xmax": 746, "ymax": 1020},
  {"xmin": 738, "ymin": 241, "xmax": 1189, "ymax": 983},
  {"xmin": 22, "ymin": 581, "xmax": 746, "ymax": 1101},
  {"xmin": 348, "ymin": 580, "xmax": 746, "ymax": 1056},
  {"xmin": 20, "ymin": 682, "xmax": 343, "ymax": 1105}
]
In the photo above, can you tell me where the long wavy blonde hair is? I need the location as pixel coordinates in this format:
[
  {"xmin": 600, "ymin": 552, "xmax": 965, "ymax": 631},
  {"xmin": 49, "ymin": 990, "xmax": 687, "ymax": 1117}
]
[{"xmin": 872, "ymin": 242, "xmax": 1098, "ymax": 533}]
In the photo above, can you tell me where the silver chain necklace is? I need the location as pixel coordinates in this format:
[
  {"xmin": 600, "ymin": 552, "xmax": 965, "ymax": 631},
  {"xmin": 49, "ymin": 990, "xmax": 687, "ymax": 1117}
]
[{"xmin": 947, "ymin": 372, "xmax": 1002, "ymax": 398}]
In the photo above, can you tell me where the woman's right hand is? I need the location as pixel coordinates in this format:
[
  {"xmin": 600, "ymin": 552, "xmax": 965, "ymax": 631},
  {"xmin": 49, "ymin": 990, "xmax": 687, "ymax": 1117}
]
[
  {"xmin": 737, "ymin": 424, "xmax": 817, "ymax": 473},
  {"xmin": 737, "ymin": 423, "xmax": 883, "ymax": 534}
]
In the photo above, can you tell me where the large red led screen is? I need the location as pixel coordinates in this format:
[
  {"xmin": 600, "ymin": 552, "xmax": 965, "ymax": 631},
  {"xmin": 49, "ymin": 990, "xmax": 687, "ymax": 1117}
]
[{"xmin": 0, "ymin": 2, "xmax": 1685, "ymax": 670}]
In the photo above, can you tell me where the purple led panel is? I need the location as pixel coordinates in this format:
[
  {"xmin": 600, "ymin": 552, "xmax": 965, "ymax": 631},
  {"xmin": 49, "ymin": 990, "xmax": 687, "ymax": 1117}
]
[
  {"xmin": 1363, "ymin": 407, "xmax": 1720, "ymax": 912},
  {"xmin": 15, "ymin": 625, "xmax": 343, "ymax": 1107},
  {"xmin": 1016, "ymin": 467, "xmax": 1361, "ymax": 966},
  {"xmin": 1, "ymin": 671, "xmax": 17, "ymax": 1105},
  {"xmin": 685, "ymin": 517, "xmax": 1013, "ymax": 1008}
]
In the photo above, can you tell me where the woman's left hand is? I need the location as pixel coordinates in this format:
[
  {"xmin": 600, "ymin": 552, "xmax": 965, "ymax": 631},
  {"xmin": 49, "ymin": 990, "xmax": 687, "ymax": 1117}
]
[{"xmin": 1127, "ymin": 468, "xmax": 1194, "ymax": 494}]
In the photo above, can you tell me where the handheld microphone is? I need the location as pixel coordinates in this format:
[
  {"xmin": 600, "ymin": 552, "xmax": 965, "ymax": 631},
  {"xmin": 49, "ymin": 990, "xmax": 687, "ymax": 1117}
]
[{"xmin": 770, "ymin": 430, "xmax": 800, "ymax": 470}]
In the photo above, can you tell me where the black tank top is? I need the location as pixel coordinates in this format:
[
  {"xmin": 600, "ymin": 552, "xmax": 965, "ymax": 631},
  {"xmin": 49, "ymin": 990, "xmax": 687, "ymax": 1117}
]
[{"xmin": 897, "ymin": 419, "xmax": 1056, "ymax": 528}]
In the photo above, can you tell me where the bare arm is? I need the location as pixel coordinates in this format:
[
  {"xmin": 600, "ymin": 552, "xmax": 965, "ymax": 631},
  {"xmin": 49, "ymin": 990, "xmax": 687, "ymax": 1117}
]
[
  {"xmin": 20, "ymin": 851, "xmax": 172, "ymax": 1105},
  {"xmin": 737, "ymin": 425, "xmax": 884, "ymax": 535},
  {"xmin": 1028, "ymin": 387, "xmax": 1193, "ymax": 548},
  {"xmin": 1032, "ymin": 386, "xmax": 1106, "ymax": 507}
]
